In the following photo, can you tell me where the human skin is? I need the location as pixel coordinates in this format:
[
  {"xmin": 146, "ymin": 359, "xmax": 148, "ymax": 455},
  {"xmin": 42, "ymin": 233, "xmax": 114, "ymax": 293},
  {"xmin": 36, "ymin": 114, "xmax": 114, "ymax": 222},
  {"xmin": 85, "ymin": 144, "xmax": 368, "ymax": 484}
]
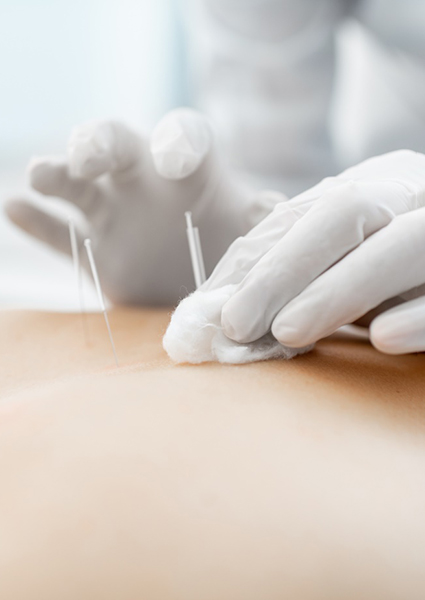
[{"xmin": 0, "ymin": 309, "xmax": 425, "ymax": 600}]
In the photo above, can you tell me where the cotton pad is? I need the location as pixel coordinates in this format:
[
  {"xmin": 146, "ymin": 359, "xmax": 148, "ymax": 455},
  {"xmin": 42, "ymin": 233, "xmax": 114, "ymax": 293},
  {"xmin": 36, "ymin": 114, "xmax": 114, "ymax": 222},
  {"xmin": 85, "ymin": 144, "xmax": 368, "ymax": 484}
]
[{"xmin": 163, "ymin": 285, "xmax": 314, "ymax": 364}]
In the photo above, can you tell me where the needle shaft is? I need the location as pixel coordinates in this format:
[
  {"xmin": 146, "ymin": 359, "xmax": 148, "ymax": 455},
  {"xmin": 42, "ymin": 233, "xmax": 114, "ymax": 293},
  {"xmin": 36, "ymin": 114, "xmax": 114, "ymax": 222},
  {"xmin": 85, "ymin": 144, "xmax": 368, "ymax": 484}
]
[{"xmin": 84, "ymin": 238, "xmax": 119, "ymax": 366}]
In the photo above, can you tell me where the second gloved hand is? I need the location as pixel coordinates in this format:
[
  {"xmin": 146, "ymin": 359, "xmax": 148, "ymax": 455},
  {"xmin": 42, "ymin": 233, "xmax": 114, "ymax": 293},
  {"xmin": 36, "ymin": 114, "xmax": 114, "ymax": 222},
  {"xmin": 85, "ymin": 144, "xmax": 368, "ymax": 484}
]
[
  {"xmin": 5, "ymin": 109, "xmax": 279, "ymax": 306},
  {"xmin": 202, "ymin": 150, "xmax": 425, "ymax": 354}
]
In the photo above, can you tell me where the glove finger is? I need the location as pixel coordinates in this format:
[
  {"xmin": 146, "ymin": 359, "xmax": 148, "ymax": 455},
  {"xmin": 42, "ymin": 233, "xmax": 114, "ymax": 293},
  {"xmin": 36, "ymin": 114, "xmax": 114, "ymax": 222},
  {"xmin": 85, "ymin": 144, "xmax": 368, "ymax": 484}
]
[
  {"xmin": 270, "ymin": 209, "xmax": 425, "ymax": 348},
  {"xmin": 68, "ymin": 120, "xmax": 144, "ymax": 180},
  {"xmin": 206, "ymin": 152, "xmax": 425, "ymax": 297},
  {"xmin": 370, "ymin": 296, "xmax": 425, "ymax": 354},
  {"xmin": 5, "ymin": 197, "xmax": 85, "ymax": 256},
  {"xmin": 221, "ymin": 179, "xmax": 412, "ymax": 343},
  {"xmin": 150, "ymin": 108, "xmax": 213, "ymax": 181},
  {"xmin": 202, "ymin": 175, "xmax": 346, "ymax": 291},
  {"xmin": 28, "ymin": 157, "xmax": 102, "ymax": 218}
]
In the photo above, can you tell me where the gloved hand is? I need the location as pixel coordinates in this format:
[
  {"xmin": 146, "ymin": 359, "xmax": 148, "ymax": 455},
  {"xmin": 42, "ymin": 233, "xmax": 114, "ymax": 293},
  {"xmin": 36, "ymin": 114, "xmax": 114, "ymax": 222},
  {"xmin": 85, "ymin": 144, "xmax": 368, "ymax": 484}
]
[
  {"xmin": 202, "ymin": 150, "xmax": 425, "ymax": 355},
  {"xmin": 5, "ymin": 109, "xmax": 278, "ymax": 306}
]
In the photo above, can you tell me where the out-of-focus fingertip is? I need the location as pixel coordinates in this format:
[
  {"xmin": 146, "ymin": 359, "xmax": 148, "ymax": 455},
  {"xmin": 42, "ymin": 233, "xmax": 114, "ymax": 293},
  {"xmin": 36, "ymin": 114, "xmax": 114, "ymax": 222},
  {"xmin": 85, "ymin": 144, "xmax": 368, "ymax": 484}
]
[
  {"xmin": 69, "ymin": 154, "xmax": 107, "ymax": 180},
  {"xmin": 67, "ymin": 121, "xmax": 116, "ymax": 180},
  {"xmin": 4, "ymin": 197, "xmax": 26, "ymax": 222},
  {"xmin": 150, "ymin": 108, "xmax": 211, "ymax": 180},
  {"xmin": 3, "ymin": 198, "xmax": 39, "ymax": 235},
  {"xmin": 151, "ymin": 148, "xmax": 203, "ymax": 180},
  {"xmin": 27, "ymin": 156, "xmax": 66, "ymax": 194},
  {"xmin": 27, "ymin": 156, "xmax": 48, "ymax": 187}
]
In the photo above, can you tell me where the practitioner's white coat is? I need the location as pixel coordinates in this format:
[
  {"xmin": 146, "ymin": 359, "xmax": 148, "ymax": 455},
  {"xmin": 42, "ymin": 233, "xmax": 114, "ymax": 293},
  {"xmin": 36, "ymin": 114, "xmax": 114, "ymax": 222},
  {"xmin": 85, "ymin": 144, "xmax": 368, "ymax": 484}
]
[{"xmin": 183, "ymin": 0, "xmax": 425, "ymax": 196}]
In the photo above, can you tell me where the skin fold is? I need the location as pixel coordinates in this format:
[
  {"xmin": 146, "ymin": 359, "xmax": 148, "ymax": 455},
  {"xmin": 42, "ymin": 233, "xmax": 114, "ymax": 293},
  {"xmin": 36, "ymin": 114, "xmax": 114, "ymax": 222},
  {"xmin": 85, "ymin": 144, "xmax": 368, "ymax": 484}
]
[{"xmin": 0, "ymin": 309, "xmax": 425, "ymax": 600}]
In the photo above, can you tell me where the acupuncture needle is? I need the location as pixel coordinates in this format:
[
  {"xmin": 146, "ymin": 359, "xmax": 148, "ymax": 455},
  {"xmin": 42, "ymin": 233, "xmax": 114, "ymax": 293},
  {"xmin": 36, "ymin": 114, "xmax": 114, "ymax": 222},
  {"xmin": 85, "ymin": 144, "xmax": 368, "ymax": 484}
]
[
  {"xmin": 185, "ymin": 211, "xmax": 206, "ymax": 288},
  {"xmin": 84, "ymin": 238, "xmax": 119, "ymax": 367},
  {"xmin": 68, "ymin": 220, "xmax": 89, "ymax": 344}
]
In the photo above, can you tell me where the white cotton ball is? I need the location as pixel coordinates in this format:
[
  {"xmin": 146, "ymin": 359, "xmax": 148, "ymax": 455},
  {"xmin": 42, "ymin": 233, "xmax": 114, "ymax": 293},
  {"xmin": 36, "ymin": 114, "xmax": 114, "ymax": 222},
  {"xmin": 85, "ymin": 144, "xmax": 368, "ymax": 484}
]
[
  {"xmin": 163, "ymin": 287, "xmax": 232, "ymax": 364},
  {"xmin": 163, "ymin": 285, "xmax": 314, "ymax": 365}
]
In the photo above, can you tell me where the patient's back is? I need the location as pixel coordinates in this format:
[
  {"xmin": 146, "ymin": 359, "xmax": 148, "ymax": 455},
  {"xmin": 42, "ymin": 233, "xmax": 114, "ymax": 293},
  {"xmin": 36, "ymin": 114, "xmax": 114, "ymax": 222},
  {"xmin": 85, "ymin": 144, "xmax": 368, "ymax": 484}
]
[{"xmin": 0, "ymin": 309, "xmax": 424, "ymax": 600}]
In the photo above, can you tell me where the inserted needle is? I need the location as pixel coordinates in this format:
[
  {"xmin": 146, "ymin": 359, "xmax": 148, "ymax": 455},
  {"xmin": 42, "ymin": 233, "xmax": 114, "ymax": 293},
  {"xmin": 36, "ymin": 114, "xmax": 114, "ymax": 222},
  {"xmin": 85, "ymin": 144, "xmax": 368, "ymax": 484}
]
[
  {"xmin": 185, "ymin": 211, "xmax": 206, "ymax": 288},
  {"xmin": 84, "ymin": 238, "xmax": 119, "ymax": 367},
  {"xmin": 68, "ymin": 220, "xmax": 89, "ymax": 343}
]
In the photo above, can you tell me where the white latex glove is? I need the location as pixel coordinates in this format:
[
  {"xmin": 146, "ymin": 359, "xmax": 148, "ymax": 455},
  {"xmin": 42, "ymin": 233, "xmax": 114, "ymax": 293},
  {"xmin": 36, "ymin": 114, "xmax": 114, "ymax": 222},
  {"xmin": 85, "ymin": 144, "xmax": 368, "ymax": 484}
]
[
  {"xmin": 202, "ymin": 150, "xmax": 425, "ymax": 355},
  {"xmin": 5, "ymin": 109, "xmax": 277, "ymax": 306}
]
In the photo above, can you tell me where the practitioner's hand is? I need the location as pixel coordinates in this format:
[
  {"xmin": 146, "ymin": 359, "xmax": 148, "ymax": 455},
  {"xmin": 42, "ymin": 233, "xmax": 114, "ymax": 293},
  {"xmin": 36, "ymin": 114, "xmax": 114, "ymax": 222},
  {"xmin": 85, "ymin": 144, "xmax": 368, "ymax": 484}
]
[
  {"xmin": 203, "ymin": 150, "xmax": 425, "ymax": 354},
  {"xmin": 5, "ymin": 109, "xmax": 280, "ymax": 305}
]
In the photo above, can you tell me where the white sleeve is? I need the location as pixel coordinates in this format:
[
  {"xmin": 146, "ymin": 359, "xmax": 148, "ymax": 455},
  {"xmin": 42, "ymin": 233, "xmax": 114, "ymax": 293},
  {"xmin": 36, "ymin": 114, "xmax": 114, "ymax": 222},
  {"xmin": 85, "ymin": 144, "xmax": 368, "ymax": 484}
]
[
  {"xmin": 352, "ymin": 0, "xmax": 425, "ymax": 161},
  {"xmin": 180, "ymin": 0, "xmax": 346, "ymax": 197}
]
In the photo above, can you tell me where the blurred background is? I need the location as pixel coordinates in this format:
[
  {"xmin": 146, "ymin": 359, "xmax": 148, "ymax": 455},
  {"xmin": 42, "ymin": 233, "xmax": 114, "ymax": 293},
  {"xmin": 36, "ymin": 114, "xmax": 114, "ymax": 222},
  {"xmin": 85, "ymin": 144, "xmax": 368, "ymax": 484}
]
[
  {"xmin": 0, "ymin": 0, "xmax": 190, "ymax": 309},
  {"xmin": 0, "ymin": 0, "xmax": 376, "ymax": 310}
]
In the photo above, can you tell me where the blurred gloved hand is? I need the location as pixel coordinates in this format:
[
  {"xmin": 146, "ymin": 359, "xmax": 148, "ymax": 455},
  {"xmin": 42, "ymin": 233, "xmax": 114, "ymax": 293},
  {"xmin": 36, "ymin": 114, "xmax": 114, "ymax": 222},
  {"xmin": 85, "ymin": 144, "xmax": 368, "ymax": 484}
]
[
  {"xmin": 202, "ymin": 150, "xmax": 425, "ymax": 355},
  {"xmin": 5, "ymin": 109, "xmax": 279, "ymax": 305}
]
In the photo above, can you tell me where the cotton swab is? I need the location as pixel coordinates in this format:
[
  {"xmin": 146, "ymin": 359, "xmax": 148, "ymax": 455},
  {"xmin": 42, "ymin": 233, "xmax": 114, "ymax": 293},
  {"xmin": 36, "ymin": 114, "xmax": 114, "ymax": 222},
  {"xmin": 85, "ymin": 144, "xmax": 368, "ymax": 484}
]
[
  {"xmin": 84, "ymin": 238, "xmax": 119, "ymax": 367},
  {"xmin": 185, "ymin": 211, "xmax": 206, "ymax": 288},
  {"xmin": 68, "ymin": 220, "xmax": 89, "ymax": 343}
]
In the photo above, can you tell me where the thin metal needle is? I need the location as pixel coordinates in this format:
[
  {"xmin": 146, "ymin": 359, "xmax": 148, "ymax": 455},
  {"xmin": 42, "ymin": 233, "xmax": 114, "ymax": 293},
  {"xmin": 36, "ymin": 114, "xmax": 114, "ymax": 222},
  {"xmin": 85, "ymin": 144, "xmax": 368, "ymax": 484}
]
[
  {"xmin": 102, "ymin": 310, "xmax": 118, "ymax": 366},
  {"xmin": 185, "ymin": 211, "xmax": 206, "ymax": 288},
  {"xmin": 68, "ymin": 220, "xmax": 89, "ymax": 344},
  {"xmin": 84, "ymin": 238, "xmax": 119, "ymax": 367},
  {"xmin": 193, "ymin": 226, "xmax": 206, "ymax": 285}
]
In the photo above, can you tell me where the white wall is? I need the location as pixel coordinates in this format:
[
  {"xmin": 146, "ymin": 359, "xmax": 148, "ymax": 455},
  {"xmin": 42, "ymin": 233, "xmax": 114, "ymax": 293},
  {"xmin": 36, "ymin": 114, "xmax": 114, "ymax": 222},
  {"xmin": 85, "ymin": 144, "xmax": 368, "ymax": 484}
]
[{"xmin": 0, "ymin": 0, "xmax": 183, "ymax": 167}]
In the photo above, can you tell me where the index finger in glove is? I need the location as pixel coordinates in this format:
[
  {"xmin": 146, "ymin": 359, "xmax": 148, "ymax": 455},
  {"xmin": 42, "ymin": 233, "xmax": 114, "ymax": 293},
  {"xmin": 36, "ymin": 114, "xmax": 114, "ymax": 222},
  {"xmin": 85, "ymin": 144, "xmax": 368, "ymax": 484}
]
[
  {"xmin": 68, "ymin": 120, "xmax": 144, "ymax": 181},
  {"xmin": 271, "ymin": 209, "xmax": 425, "ymax": 348},
  {"xmin": 28, "ymin": 157, "xmax": 102, "ymax": 218},
  {"xmin": 202, "ymin": 176, "xmax": 346, "ymax": 292},
  {"xmin": 221, "ymin": 179, "xmax": 414, "ymax": 343}
]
